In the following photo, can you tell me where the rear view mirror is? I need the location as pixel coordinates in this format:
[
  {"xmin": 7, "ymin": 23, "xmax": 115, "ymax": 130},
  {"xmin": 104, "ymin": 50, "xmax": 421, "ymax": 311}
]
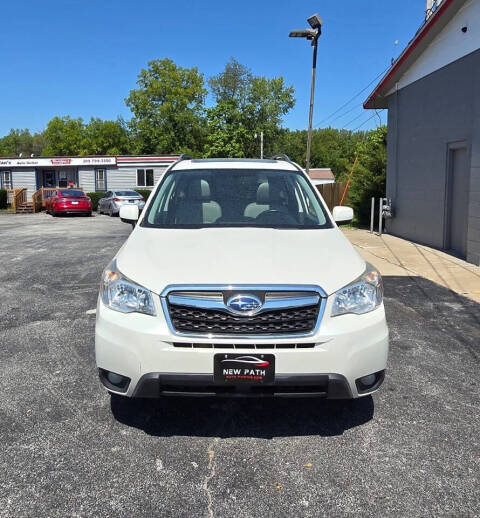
[
  {"xmin": 332, "ymin": 206, "xmax": 354, "ymax": 225},
  {"xmin": 120, "ymin": 205, "xmax": 139, "ymax": 226}
]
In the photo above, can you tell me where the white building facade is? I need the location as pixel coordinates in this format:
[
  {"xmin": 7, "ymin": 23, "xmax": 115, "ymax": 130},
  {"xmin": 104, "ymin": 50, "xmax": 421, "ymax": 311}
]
[{"xmin": 0, "ymin": 155, "xmax": 179, "ymax": 198}]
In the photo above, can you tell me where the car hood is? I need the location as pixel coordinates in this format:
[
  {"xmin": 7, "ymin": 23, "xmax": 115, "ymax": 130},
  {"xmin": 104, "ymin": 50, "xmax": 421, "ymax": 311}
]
[{"xmin": 116, "ymin": 227, "xmax": 365, "ymax": 296}]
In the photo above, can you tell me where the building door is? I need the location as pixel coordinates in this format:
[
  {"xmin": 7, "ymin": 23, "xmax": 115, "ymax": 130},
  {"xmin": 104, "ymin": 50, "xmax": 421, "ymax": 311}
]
[
  {"xmin": 42, "ymin": 170, "xmax": 56, "ymax": 188},
  {"xmin": 446, "ymin": 146, "xmax": 470, "ymax": 258}
]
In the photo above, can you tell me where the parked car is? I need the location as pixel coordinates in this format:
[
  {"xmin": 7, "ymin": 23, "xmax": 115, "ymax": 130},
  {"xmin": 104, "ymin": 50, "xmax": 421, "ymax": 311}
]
[
  {"xmin": 98, "ymin": 190, "xmax": 145, "ymax": 217},
  {"xmin": 96, "ymin": 156, "xmax": 389, "ymax": 399},
  {"xmin": 46, "ymin": 189, "xmax": 92, "ymax": 216}
]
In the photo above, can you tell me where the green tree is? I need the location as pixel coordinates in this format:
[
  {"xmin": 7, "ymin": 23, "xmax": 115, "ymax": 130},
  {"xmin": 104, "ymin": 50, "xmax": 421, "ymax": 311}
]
[
  {"xmin": 0, "ymin": 129, "xmax": 34, "ymax": 156},
  {"xmin": 125, "ymin": 58, "xmax": 207, "ymax": 155},
  {"xmin": 42, "ymin": 116, "xmax": 85, "ymax": 156},
  {"xmin": 83, "ymin": 117, "xmax": 131, "ymax": 155},
  {"xmin": 206, "ymin": 60, "xmax": 295, "ymax": 158},
  {"xmin": 341, "ymin": 126, "xmax": 387, "ymax": 225},
  {"xmin": 204, "ymin": 99, "xmax": 250, "ymax": 158},
  {"xmin": 208, "ymin": 58, "xmax": 252, "ymax": 105}
]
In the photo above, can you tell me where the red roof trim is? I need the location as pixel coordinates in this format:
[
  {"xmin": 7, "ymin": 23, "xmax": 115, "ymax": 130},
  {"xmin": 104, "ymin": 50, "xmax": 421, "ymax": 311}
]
[
  {"xmin": 364, "ymin": 0, "xmax": 455, "ymax": 108},
  {"xmin": 116, "ymin": 156, "xmax": 179, "ymax": 162}
]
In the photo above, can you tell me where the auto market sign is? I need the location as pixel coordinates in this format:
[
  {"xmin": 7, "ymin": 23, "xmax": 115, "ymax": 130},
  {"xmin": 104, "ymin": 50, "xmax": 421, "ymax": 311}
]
[{"xmin": 0, "ymin": 157, "xmax": 117, "ymax": 167}]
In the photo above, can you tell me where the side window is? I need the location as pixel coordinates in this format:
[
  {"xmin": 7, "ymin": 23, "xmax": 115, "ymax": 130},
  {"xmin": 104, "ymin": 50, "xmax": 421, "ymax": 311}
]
[
  {"xmin": 146, "ymin": 169, "xmax": 154, "ymax": 187},
  {"xmin": 95, "ymin": 169, "xmax": 106, "ymax": 191},
  {"xmin": 1, "ymin": 171, "xmax": 12, "ymax": 189},
  {"xmin": 137, "ymin": 169, "xmax": 154, "ymax": 187},
  {"xmin": 137, "ymin": 169, "xmax": 145, "ymax": 187}
]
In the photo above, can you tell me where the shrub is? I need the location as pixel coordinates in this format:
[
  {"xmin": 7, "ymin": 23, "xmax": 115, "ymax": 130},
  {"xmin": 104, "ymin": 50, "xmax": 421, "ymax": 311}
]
[
  {"xmin": 87, "ymin": 192, "xmax": 106, "ymax": 211},
  {"xmin": 0, "ymin": 189, "xmax": 7, "ymax": 209},
  {"xmin": 134, "ymin": 189, "xmax": 153, "ymax": 201}
]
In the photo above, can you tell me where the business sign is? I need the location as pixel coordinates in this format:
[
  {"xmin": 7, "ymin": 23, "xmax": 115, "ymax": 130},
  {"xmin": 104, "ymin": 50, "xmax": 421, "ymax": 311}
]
[{"xmin": 0, "ymin": 157, "xmax": 117, "ymax": 167}]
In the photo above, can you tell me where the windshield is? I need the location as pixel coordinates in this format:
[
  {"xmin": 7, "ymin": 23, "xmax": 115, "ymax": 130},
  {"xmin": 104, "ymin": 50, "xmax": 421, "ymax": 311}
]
[
  {"xmin": 59, "ymin": 190, "xmax": 84, "ymax": 197},
  {"xmin": 143, "ymin": 169, "xmax": 331, "ymax": 229}
]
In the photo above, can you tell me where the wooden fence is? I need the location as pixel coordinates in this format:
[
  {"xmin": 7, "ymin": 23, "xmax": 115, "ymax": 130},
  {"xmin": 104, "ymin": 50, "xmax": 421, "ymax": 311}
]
[{"xmin": 316, "ymin": 182, "xmax": 348, "ymax": 210}]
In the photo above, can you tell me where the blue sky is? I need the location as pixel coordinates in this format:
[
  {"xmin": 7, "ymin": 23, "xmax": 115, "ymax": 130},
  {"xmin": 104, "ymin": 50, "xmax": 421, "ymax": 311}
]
[{"xmin": 0, "ymin": 0, "xmax": 426, "ymax": 136}]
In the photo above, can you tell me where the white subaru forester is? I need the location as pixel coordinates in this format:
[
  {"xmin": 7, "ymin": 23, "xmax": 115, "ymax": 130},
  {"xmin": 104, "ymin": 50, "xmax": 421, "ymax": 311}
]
[{"xmin": 95, "ymin": 156, "xmax": 388, "ymax": 399}]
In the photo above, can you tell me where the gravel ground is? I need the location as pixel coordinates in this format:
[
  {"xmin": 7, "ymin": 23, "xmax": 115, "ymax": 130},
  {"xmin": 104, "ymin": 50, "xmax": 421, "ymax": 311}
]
[{"xmin": 0, "ymin": 213, "xmax": 479, "ymax": 518}]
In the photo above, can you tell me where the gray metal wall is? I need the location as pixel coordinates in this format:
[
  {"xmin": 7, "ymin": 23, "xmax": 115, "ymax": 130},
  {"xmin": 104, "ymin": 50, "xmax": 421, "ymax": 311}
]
[{"xmin": 386, "ymin": 49, "xmax": 480, "ymax": 265}]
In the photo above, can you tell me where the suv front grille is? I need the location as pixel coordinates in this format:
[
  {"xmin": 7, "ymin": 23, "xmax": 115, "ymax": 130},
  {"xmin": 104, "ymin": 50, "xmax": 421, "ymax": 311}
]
[
  {"xmin": 168, "ymin": 304, "xmax": 320, "ymax": 335},
  {"xmin": 162, "ymin": 286, "xmax": 325, "ymax": 337}
]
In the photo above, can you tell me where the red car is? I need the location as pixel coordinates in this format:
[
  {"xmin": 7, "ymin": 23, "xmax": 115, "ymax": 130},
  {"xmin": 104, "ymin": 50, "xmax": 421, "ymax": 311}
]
[{"xmin": 46, "ymin": 189, "xmax": 92, "ymax": 217}]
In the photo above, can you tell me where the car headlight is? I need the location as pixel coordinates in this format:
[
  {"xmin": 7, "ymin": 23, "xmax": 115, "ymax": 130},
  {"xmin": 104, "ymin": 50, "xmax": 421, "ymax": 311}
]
[
  {"xmin": 331, "ymin": 263, "xmax": 383, "ymax": 317},
  {"xmin": 100, "ymin": 260, "xmax": 156, "ymax": 316}
]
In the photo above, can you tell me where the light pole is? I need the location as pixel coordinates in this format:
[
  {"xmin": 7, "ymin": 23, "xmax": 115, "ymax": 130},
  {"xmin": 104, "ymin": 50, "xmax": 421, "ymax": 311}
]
[
  {"xmin": 255, "ymin": 131, "xmax": 264, "ymax": 159},
  {"xmin": 289, "ymin": 14, "xmax": 323, "ymax": 174}
]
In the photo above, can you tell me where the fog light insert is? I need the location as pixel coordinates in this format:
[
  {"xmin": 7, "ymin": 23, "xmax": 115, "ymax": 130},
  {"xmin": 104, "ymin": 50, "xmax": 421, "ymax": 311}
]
[
  {"xmin": 355, "ymin": 370, "xmax": 385, "ymax": 394},
  {"xmin": 360, "ymin": 374, "xmax": 376, "ymax": 387},
  {"xmin": 99, "ymin": 369, "xmax": 131, "ymax": 393},
  {"xmin": 107, "ymin": 372, "xmax": 126, "ymax": 386}
]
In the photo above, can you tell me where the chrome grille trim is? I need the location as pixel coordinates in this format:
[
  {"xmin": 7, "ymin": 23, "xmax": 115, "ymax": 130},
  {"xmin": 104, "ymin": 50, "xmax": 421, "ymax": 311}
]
[
  {"xmin": 167, "ymin": 293, "xmax": 320, "ymax": 314},
  {"xmin": 160, "ymin": 284, "xmax": 327, "ymax": 339}
]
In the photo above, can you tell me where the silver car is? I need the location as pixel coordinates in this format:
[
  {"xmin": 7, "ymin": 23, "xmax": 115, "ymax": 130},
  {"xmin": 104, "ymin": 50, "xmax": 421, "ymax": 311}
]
[{"xmin": 98, "ymin": 190, "xmax": 146, "ymax": 217}]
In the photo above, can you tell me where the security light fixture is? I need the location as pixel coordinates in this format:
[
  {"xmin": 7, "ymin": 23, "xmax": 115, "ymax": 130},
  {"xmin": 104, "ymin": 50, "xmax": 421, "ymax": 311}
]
[
  {"xmin": 289, "ymin": 29, "xmax": 317, "ymax": 40},
  {"xmin": 307, "ymin": 13, "xmax": 323, "ymax": 31}
]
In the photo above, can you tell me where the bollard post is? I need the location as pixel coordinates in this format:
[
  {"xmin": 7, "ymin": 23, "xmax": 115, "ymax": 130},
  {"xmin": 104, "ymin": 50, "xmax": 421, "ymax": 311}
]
[
  {"xmin": 370, "ymin": 198, "xmax": 375, "ymax": 233},
  {"xmin": 378, "ymin": 198, "xmax": 383, "ymax": 236}
]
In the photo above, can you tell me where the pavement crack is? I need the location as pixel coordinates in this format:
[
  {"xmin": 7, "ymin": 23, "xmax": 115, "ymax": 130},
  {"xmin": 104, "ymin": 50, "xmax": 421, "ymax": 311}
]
[{"xmin": 202, "ymin": 437, "xmax": 218, "ymax": 518}]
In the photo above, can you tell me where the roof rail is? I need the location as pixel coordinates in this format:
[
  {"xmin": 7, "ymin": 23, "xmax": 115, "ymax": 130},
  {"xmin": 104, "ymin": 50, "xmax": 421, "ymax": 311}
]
[{"xmin": 270, "ymin": 154, "xmax": 291, "ymax": 162}]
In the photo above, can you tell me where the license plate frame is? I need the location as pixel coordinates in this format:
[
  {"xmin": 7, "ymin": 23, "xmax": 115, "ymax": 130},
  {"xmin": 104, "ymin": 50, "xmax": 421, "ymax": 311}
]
[{"xmin": 214, "ymin": 353, "xmax": 275, "ymax": 384}]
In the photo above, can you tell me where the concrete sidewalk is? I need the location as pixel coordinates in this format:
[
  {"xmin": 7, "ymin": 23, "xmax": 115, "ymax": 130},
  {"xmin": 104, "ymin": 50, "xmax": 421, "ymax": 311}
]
[{"xmin": 344, "ymin": 228, "xmax": 480, "ymax": 303}]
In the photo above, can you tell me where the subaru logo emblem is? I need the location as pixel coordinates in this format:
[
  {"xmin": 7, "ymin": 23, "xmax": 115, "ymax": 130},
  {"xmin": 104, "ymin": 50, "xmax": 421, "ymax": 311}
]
[{"xmin": 226, "ymin": 294, "xmax": 262, "ymax": 315}]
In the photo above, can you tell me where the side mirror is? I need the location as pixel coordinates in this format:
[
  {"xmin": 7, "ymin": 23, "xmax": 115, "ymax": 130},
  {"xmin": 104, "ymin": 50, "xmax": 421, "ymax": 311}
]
[
  {"xmin": 120, "ymin": 205, "xmax": 139, "ymax": 226},
  {"xmin": 332, "ymin": 206, "xmax": 353, "ymax": 225}
]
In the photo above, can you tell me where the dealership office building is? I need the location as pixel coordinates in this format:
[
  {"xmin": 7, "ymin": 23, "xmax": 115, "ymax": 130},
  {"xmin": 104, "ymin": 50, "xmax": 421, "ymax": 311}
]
[{"xmin": 0, "ymin": 155, "xmax": 179, "ymax": 198}]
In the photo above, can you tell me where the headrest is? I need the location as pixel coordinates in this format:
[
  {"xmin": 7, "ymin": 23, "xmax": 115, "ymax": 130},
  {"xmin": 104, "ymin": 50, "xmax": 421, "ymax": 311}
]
[
  {"xmin": 256, "ymin": 181, "xmax": 286, "ymax": 205},
  {"xmin": 187, "ymin": 179, "xmax": 211, "ymax": 201}
]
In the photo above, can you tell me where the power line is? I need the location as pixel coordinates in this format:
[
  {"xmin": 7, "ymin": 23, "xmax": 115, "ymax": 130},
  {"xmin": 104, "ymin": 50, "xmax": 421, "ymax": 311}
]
[
  {"xmin": 322, "ymin": 102, "xmax": 364, "ymax": 126},
  {"xmin": 341, "ymin": 111, "xmax": 366, "ymax": 129},
  {"xmin": 349, "ymin": 110, "xmax": 385, "ymax": 132},
  {"xmin": 316, "ymin": 64, "xmax": 391, "ymax": 127}
]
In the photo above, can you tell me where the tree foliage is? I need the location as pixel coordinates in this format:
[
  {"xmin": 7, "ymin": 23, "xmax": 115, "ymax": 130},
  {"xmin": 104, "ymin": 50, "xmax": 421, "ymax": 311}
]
[
  {"xmin": 208, "ymin": 58, "xmax": 252, "ymax": 105},
  {"xmin": 204, "ymin": 99, "xmax": 250, "ymax": 158},
  {"xmin": 125, "ymin": 58, "xmax": 207, "ymax": 155},
  {"xmin": 0, "ymin": 129, "xmax": 44, "ymax": 157},
  {"xmin": 42, "ymin": 116, "xmax": 85, "ymax": 156},
  {"xmin": 40, "ymin": 116, "xmax": 131, "ymax": 156}
]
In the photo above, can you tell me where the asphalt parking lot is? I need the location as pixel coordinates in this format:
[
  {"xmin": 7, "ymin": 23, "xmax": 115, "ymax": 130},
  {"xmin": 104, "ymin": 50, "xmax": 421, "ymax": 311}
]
[{"xmin": 1, "ymin": 213, "xmax": 479, "ymax": 518}]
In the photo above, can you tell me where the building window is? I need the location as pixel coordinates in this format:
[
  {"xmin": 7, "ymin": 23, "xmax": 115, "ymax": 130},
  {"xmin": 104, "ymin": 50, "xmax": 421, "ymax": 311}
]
[
  {"xmin": 137, "ymin": 169, "xmax": 154, "ymax": 187},
  {"xmin": 95, "ymin": 169, "xmax": 106, "ymax": 191},
  {"xmin": 1, "ymin": 171, "xmax": 12, "ymax": 189}
]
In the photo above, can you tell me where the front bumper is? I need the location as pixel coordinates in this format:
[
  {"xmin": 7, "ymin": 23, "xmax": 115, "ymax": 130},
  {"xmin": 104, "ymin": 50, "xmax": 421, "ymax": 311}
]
[{"xmin": 95, "ymin": 294, "xmax": 389, "ymax": 399}]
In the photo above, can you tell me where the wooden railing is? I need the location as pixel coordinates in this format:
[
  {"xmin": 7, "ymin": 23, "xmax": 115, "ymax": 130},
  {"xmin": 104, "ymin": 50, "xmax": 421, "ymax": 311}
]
[
  {"xmin": 32, "ymin": 187, "xmax": 57, "ymax": 212},
  {"xmin": 11, "ymin": 188, "xmax": 27, "ymax": 212}
]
